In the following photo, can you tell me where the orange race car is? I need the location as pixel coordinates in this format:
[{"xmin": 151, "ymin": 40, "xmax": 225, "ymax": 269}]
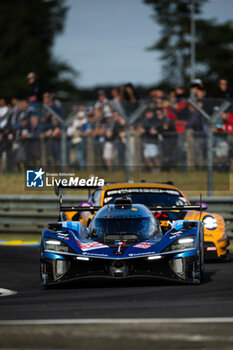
[{"xmin": 62, "ymin": 182, "xmax": 228, "ymax": 260}]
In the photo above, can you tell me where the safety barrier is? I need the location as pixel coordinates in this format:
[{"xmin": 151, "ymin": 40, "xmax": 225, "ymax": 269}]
[{"xmin": 0, "ymin": 195, "xmax": 232, "ymax": 238}]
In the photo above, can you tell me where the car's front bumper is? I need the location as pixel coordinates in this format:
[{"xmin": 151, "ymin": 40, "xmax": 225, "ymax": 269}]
[{"xmin": 40, "ymin": 250, "xmax": 199, "ymax": 286}]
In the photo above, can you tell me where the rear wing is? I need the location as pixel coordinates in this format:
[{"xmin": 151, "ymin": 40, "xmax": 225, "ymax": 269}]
[
  {"xmin": 55, "ymin": 184, "xmax": 203, "ymax": 220},
  {"xmin": 59, "ymin": 204, "xmax": 201, "ymax": 213}
]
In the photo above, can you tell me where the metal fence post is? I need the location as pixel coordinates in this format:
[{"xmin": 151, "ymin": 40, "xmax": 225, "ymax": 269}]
[
  {"xmin": 43, "ymin": 104, "xmax": 76, "ymax": 173},
  {"xmin": 109, "ymin": 101, "xmax": 147, "ymax": 182},
  {"xmin": 188, "ymin": 99, "xmax": 231, "ymax": 196}
]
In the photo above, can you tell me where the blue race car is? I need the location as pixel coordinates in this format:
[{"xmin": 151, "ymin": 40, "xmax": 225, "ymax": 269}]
[{"xmin": 40, "ymin": 195, "xmax": 204, "ymax": 286}]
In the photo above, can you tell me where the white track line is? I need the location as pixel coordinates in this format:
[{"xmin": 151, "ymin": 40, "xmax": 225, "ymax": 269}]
[
  {"xmin": 0, "ymin": 317, "xmax": 233, "ymax": 325},
  {"xmin": 0, "ymin": 288, "xmax": 17, "ymax": 297}
]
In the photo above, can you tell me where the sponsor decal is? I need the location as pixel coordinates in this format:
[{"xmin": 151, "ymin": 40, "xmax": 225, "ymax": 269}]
[
  {"xmin": 78, "ymin": 241, "xmax": 108, "ymax": 251},
  {"xmin": 82, "ymin": 253, "xmax": 108, "ymax": 257},
  {"xmin": 134, "ymin": 242, "xmax": 154, "ymax": 249},
  {"xmin": 169, "ymin": 231, "xmax": 182, "ymax": 239},
  {"xmin": 129, "ymin": 251, "xmax": 156, "ymax": 257},
  {"xmin": 106, "ymin": 188, "xmax": 180, "ymax": 197},
  {"xmin": 26, "ymin": 168, "xmax": 45, "ymax": 188}
]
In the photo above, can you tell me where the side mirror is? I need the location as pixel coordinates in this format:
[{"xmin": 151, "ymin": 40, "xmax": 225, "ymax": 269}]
[
  {"xmin": 196, "ymin": 202, "xmax": 208, "ymax": 210},
  {"xmin": 88, "ymin": 228, "xmax": 98, "ymax": 238}
]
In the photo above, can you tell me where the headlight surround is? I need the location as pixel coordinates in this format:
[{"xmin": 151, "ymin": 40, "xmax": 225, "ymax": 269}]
[
  {"xmin": 44, "ymin": 239, "xmax": 70, "ymax": 253},
  {"xmin": 164, "ymin": 236, "xmax": 195, "ymax": 252},
  {"xmin": 202, "ymin": 215, "xmax": 218, "ymax": 230}
]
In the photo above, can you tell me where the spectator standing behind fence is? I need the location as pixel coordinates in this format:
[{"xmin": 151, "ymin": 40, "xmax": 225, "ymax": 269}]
[
  {"xmin": 186, "ymin": 104, "xmax": 204, "ymax": 168},
  {"xmin": 103, "ymin": 112, "xmax": 115, "ymax": 171},
  {"xmin": 119, "ymin": 83, "xmax": 139, "ymax": 115},
  {"xmin": 42, "ymin": 115, "xmax": 61, "ymax": 165},
  {"xmin": 67, "ymin": 111, "xmax": 90, "ymax": 170},
  {"xmin": 27, "ymin": 115, "xmax": 42, "ymax": 167},
  {"xmin": 112, "ymin": 110, "xmax": 126, "ymax": 167},
  {"xmin": 91, "ymin": 109, "xmax": 106, "ymax": 167},
  {"xmin": 154, "ymin": 108, "xmax": 176, "ymax": 169},
  {"xmin": 14, "ymin": 115, "xmax": 30, "ymax": 171},
  {"xmin": 212, "ymin": 111, "xmax": 233, "ymax": 168},
  {"xmin": 215, "ymin": 79, "xmax": 231, "ymax": 99},
  {"xmin": 27, "ymin": 72, "xmax": 41, "ymax": 103},
  {"xmin": 95, "ymin": 90, "xmax": 111, "ymax": 116},
  {"xmin": 138, "ymin": 109, "xmax": 160, "ymax": 173},
  {"xmin": 110, "ymin": 87, "xmax": 121, "ymax": 107},
  {"xmin": 40, "ymin": 92, "xmax": 64, "ymax": 165}
]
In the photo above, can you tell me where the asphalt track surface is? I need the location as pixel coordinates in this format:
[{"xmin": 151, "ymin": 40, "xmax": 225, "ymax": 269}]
[{"xmin": 0, "ymin": 246, "xmax": 233, "ymax": 349}]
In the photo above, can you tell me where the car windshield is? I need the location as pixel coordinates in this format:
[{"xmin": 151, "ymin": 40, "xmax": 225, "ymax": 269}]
[
  {"xmin": 103, "ymin": 188, "xmax": 189, "ymax": 207},
  {"xmin": 89, "ymin": 216, "xmax": 161, "ymax": 241}
]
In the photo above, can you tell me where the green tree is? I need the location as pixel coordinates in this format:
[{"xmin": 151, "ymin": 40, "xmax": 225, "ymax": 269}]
[
  {"xmin": 0, "ymin": 0, "xmax": 78, "ymax": 100},
  {"xmin": 144, "ymin": 0, "xmax": 233, "ymax": 91},
  {"xmin": 144, "ymin": 0, "xmax": 206, "ymax": 86},
  {"xmin": 195, "ymin": 19, "xmax": 233, "ymax": 87}
]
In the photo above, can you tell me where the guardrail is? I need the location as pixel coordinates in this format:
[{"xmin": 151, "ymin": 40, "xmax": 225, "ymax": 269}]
[{"xmin": 0, "ymin": 195, "xmax": 232, "ymax": 238}]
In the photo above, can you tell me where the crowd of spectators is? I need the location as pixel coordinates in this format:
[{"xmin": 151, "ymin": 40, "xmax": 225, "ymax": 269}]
[{"xmin": 0, "ymin": 74, "xmax": 232, "ymax": 173}]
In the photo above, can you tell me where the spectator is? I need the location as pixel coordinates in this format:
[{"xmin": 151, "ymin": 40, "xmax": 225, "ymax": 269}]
[
  {"xmin": 155, "ymin": 108, "xmax": 176, "ymax": 169},
  {"xmin": 14, "ymin": 115, "xmax": 30, "ymax": 170},
  {"xmin": 27, "ymin": 72, "xmax": 41, "ymax": 103},
  {"xmin": 68, "ymin": 111, "xmax": 90, "ymax": 170},
  {"xmin": 112, "ymin": 110, "xmax": 126, "ymax": 166},
  {"xmin": 120, "ymin": 83, "xmax": 139, "ymax": 116},
  {"xmin": 215, "ymin": 79, "xmax": 231, "ymax": 99},
  {"xmin": 91, "ymin": 108, "xmax": 106, "ymax": 167},
  {"xmin": 138, "ymin": 109, "xmax": 160, "ymax": 172},
  {"xmin": 110, "ymin": 87, "xmax": 121, "ymax": 107},
  {"xmin": 43, "ymin": 115, "xmax": 61, "ymax": 165},
  {"xmin": 0, "ymin": 98, "xmax": 10, "ymax": 130},
  {"xmin": 187, "ymin": 104, "xmax": 205, "ymax": 168},
  {"xmin": 213, "ymin": 112, "xmax": 233, "ymax": 168},
  {"xmin": 16, "ymin": 99, "xmax": 35, "ymax": 129},
  {"xmin": 94, "ymin": 90, "xmax": 111, "ymax": 117},
  {"xmin": 190, "ymin": 79, "xmax": 204, "ymax": 99},
  {"xmin": 27, "ymin": 115, "xmax": 42, "ymax": 166},
  {"xmin": 103, "ymin": 112, "xmax": 115, "ymax": 171},
  {"xmin": 40, "ymin": 92, "xmax": 64, "ymax": 137}
]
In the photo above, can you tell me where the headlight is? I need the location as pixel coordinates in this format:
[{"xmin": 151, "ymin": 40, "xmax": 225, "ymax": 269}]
[
  {"xmin": 44, "ymin": 239, "xmax": 70, "ymax": 252},
  {"xmin": 164, "ymin": 236, "xmax": 195, "ymax": 252},
  {"xmin": 202, "ymin": 215, "xmax": 218, "ymax": 230}
]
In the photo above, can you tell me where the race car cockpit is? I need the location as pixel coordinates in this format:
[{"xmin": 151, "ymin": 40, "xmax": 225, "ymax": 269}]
[{"xmin": 87, "ymin": 197, "xmax": 162, "ymax": 246}]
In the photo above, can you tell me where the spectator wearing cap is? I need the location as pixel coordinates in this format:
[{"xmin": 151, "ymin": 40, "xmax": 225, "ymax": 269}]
[
  {"xmin": 190, "ymin": 79, "xmax": 203, "ymax": 100},
  {"xmin": 95, "ymin": 90, "xmax": 111, "ymax": 117},
  {"xmin": 27, "ymin": 72, "xmax": 41, "ymax": 103}
]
